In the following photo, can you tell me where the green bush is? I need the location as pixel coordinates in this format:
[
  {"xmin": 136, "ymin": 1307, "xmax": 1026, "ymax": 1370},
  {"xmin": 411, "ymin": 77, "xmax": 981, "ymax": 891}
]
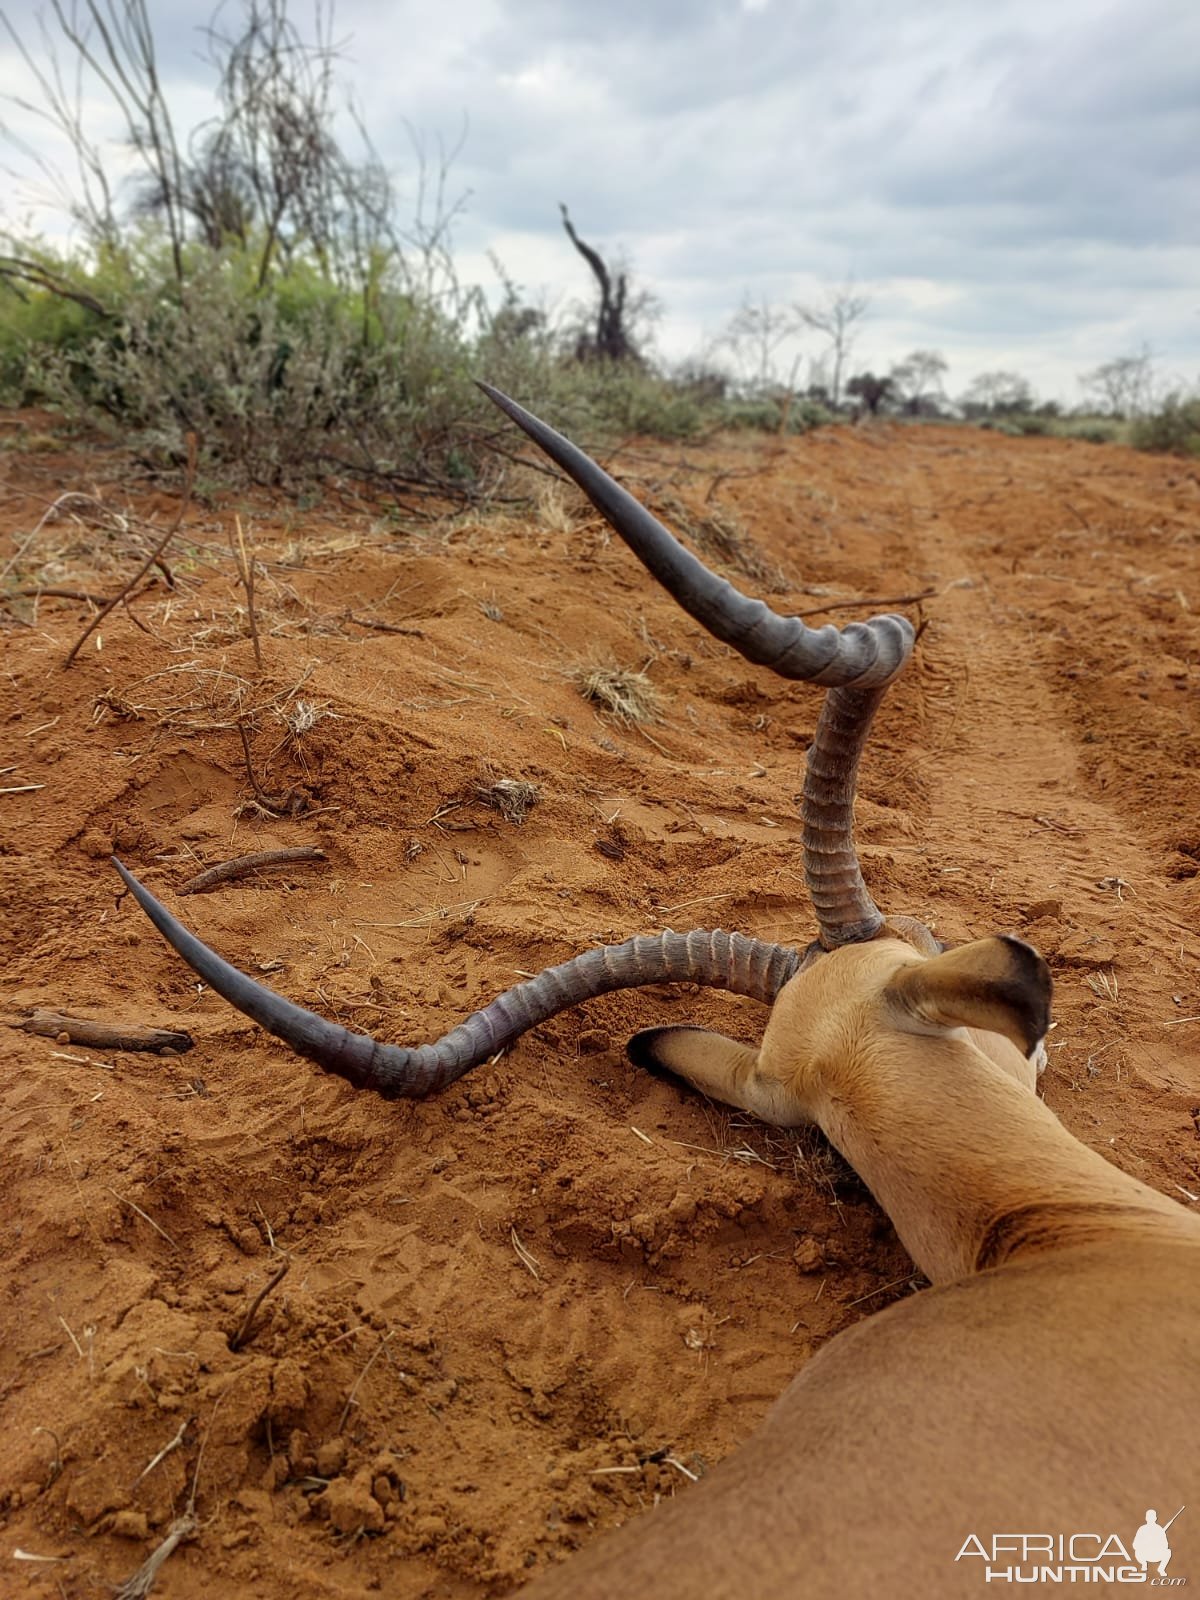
[
  {"xmin": 1060, "ymin": 419, "xmax": 1121, "ymax": 445},
  {"xmin": 1133, "ymin": 395, "xmax": 1200, "ymax": 457},
  {"xmin": 0, "ymin": 236, "xmax": 713, "ymax": 489}
]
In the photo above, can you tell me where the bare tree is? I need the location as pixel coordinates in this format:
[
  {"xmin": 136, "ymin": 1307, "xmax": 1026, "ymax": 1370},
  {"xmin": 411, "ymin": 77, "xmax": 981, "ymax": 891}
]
[
  {"xmin": 0, "ymin": 0, "xmax": 190, "ymax": 283},
  {"xmin": 961, "ymin": 370, "xmax": 1035, "ymax": 417},
  {"xmin": 721, "ymin": 293, "xmax": 799, "ymax": 392},
  {"xmin": 795, "ymin": 283, "xmax": 868, "ymax": 408},
  {"xmin": 0, "ymin": 0, "xmax": 416, "ymax": 299},
  {"xmin": 889, "ymin": 349, "xmax": 948, "ymax": 415},
  {"xmin": 1078, "ymin": 347, "xmax": 1155, "ymax": 419},
  {"xmin": 559, "ymin": 202, "xmax": 650, "ymax": 363}
]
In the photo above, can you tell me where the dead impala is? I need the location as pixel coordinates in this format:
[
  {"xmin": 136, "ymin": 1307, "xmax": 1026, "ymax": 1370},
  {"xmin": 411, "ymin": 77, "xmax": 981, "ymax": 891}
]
[{"xmin": 115, "ymin": 386, "xmax": 1200, "ymax": 1597}]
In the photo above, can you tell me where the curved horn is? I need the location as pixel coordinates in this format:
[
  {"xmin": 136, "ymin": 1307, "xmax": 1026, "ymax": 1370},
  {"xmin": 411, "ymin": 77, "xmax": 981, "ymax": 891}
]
[
  {"xmin": 478, "ymin": 382, "xmax": 913, "ymax": 690},
  {"xmin": 479, "ymin": 384, "xmax": 918, "ymax": 947},
  {"xmin": 803, "ymin": 686, "xmax": 888, "ymax": 945},
  {"xmin": 113, "ymin": 859, "xmax": 799, "ymax": 1098}
]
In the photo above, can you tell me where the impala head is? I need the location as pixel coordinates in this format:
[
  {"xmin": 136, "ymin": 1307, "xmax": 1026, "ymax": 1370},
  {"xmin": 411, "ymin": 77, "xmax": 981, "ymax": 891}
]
[
  {"xmin": 630, "ymin": 931, "xmax": 1051, "ymax": 1129},
  {"xmin": 113, "ymin": 384, "xmax": 1050, "ymax": 1110}
]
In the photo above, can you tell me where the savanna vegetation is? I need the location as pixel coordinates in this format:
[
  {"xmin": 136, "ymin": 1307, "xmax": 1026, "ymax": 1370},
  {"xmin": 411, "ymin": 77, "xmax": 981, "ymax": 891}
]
[{"xmin": 0, "ymin": 0, "xmax": 1196, "ymax": 510}]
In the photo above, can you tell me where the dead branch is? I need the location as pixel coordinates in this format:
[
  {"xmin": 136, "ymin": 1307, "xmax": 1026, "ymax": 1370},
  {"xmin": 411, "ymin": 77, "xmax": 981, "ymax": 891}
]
[
  {"xmin": 795, "ymin": 588, "xmax": 936, "ymax": 618},
  {"xmin": 229, "ymin": 1257, "xmax": 290, "ymax": 1351},
  {"xmin": 344, "ymin": 612, "xmax": 426, "ymax": 637},
  {"xmin": 14, "ymin": 1010, "xmax": 194, "ymax": 1053},
  {"xmin": 181, "ymin": 846, "xmax": 326, "ymax": 894},
  {"xmin": 63, "ymin": 434, "xmax": 196, "ymax": 667}
]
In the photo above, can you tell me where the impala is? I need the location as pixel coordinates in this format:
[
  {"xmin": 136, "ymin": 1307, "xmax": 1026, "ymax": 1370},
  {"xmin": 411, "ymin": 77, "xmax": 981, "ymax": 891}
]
[{"xmin": 114, "ymin": 387, "xmax": 1200, "ymax": 1596}]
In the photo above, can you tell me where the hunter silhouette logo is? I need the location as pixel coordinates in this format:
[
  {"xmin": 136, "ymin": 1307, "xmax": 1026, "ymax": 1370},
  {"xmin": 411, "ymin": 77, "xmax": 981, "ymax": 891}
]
[
  {"xmin": 956, "ymin": 1506, "xmax": 1187, "ymax": 1585},
  {"xmin": 1134, "ymin": 1510, "xmax": 1184, "ymax": 1581}
]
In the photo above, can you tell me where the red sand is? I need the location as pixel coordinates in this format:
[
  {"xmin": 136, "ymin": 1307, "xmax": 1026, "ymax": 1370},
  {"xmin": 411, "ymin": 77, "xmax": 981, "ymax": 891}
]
[{"xmin": 2, "ymin": 414, "xmax": 1198, "ymax": 1597}]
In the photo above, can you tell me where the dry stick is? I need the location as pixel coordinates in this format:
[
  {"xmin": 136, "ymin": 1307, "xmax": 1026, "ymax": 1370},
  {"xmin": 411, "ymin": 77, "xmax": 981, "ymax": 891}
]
[
  {"xmin": 336, "ymin": 1330, "xmax": 396, "ymax": 1434},
  {"xmin": 235, "ymin": 721, "xmax": 305, "ymax": 815},
  {"xmin": 0, "ymin": 490, "xmax": 107, "ymax": 586},
  {"xmin": 229, "ymin": 1258, "xmax": 290, "ymax": 1352},
  {"xmin": 344, "ymin": 611, "xmax": 426, "ymax": 637},
  {"xmin": 795, "ymin": 587, "xmax": 936, "ymax": 618},
  {"xmin": 14, "ymin": 585, "xmax": 122, "ymax": 604},
  {"xmin": 131, "ymin": 1416, "xmax": 193, "ymax": 1489},
  {"xmin": 64, "ymin": 435, "xmax": 196, "ymax": 668},
  {"xmin": 14, "ymin": 1010, "xmax": 193, "ymax": 1053},
  {"xmin": 232, "ymin": 513, "xmax": 263, "ymax": 670},
  {"xmin": 32, "ymin": 1425, "xmax": 63, "ymax": 1486},
  {"xmin": 106, "ymin": 1187, "xmax": 180, "ymax": 1250},
  {"xmin": 181, "ymin": 847, "xmax": 327, "ymax": 895}
]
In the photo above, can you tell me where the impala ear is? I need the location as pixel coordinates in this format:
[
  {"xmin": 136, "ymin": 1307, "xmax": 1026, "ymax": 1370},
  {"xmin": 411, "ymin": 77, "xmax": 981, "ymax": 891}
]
[
  {"xmin": 627, "ymin": 1026, "xmax": 777, "ymax": 1112},
  {"xmin": 882, "ymin": 935, "xmax": 1051, "ymax": 1058}
]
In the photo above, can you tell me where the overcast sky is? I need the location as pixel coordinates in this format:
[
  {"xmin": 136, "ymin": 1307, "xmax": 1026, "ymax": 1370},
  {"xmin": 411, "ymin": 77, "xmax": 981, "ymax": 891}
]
[{"xmin": 1, "ymin": 0, "xmax": 1198, "ymax": 404}]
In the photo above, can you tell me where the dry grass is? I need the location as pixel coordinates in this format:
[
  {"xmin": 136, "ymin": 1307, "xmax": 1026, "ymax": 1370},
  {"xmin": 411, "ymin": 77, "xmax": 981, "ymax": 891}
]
[
  {"xmin": 475, "ymin": 776, "xmax": 540, "ymax": 824},
  {"xmin": 1085, "ymin": 969, "xmax": 1120, "ymax": 1003},
  {"xmin": 536, "ymin": 476, "xmax": 584, "ymax": 536},
  {"xmin": 652, "ymin": 489, "xmax": 789, "ymax": 592},
  {"xmin": 573, "ymin": 662, "xmax": 663, "ymax": 723}
]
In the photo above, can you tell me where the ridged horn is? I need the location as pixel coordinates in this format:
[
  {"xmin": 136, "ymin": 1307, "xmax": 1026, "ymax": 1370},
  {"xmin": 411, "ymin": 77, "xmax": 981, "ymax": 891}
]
[
  {"xmin": 113, "ymin": 859, "xmax": 799, "ymax": 1098},
  {"xmin": 478, "ymin": 382, "xmax": 913, "ymax": 690},
  {"xmin": 478, "ymin": 385, "xmax": 918, "ymax": 948}
]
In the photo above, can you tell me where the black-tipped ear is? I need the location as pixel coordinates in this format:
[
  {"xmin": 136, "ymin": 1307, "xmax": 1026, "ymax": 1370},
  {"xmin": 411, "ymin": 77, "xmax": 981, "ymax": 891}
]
[
  {"xmin": 627, "ymin": 1026, "xmax": 708, "ymax": 1083},
  {"xmin": 626, "ymin": 1027, "xmax": 776, "ymax": 1120},
  {"xmin": 884, "ymin": 935, "xmax": 1052, "ymax": 1057}
]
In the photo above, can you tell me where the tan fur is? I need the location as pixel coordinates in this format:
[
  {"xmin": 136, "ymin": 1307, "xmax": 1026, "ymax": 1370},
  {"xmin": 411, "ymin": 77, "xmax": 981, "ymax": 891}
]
[{"xmin": 521, "ymin": 932, "xmax": 1200, "ymax": 1598}]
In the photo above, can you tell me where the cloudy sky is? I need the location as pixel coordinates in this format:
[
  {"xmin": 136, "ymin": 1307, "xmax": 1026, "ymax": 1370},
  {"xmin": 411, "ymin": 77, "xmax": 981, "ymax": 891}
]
[{"xmin": 1, "ymin": 0, "xmax": 1198, "ymax": 405}]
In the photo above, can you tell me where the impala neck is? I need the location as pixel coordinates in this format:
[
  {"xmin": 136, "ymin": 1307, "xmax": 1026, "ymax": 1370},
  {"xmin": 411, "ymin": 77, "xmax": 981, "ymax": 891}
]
[{"xmin": 813, "ymin": 1035, "xmax": 1194, "ymax": 1284}]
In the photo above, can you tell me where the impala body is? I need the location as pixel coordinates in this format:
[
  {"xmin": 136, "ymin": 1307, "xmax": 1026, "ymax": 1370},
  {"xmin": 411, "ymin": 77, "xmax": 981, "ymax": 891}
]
[{"xmin": 113, "ymin": 388, "xmax": 1200, "ymax": 1597}]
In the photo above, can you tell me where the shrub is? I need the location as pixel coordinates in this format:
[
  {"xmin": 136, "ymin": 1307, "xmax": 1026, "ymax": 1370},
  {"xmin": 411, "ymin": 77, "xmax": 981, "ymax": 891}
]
[{"xmin": 1133, "ymin": 395, "xmax": 1200, "ymax": 457}]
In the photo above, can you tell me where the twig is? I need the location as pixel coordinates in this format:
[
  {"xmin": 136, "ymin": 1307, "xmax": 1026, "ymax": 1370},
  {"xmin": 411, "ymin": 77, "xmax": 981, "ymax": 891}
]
[
  {"xmin": 795, "ymin": 587, "xmax": 936, "ymax": 618},
  {"xmin": 235, "ymin": 722, "xmax": 309, "ymax": 816},
  {"xmin": 64, "ymin": 435, "xmax": 195, "ymax": 668},
  {"xmin": 229, "ymin": 1258, "xmax": 290, "ymax": 1352},
  {"xmin": 32, "ymin": 1425, "xmax": 63, "ymax": 1485},
  {"xmin": 337, "ymin": 1330, "xmax": 396, "ymax": 1433},
  {"xmin": 106, "ymin": 1187, "xmax": 180, "ymax": 1250},
  {"xmin": 49, "ymin": 1050, "xmax": 114, "ymax": 1070},
  {"xmin": 344, "ymin": 612, "xmax": 426, "ymax": 637},
  {"xmin": 845, "ymin": 1272, "xmax": 918, "ymax": 1309},
  {"xmin": 110, "ymin": 1379, "xmax": 232, "ymax": 1596},
  {"xmin": 181, "ymin": 847, "xmax": 326, "ymax": 895},
  {"xmin": 13, "ymin": 1010, "xmax": 193, "ymax": 1054},
  {"xmin": 232, "ymin": 513, "xmax": 263, "ymax": 670},
  {"xmin": 0, "ymin": 490, "xmax": 106, "ymax": 586},
  {"xmin": 13, "ymin": 586, "xmax": 123, "ymax": 604},
  {"xmin": 510, "ymin": 1227, "xmax": 542, "ymax": 1281},
  {"xmin": 131, "ymin": 1416, "xmax": 193, "ymax": 1488}
]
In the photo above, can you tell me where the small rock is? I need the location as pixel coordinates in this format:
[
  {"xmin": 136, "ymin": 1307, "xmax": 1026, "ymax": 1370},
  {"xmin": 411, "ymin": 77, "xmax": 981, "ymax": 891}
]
[
  {"xmin": 111, "ymin": 1509, "xmax": 150, "ymax": 1540},
  {"xmin": 1022, "ymin": 898, "xmax": 1062, "ymax": 923},
  {"xmin": 315, "ymin": 1438, "xmax": 347, "ymax": 1479},
  {"xmin": 793, "ymin": 1237, "xmax": 824, "ymax": 1273},
  {"xmin": 318, "ymin": 1473, "xmax": 384, "ymax": 1535}
]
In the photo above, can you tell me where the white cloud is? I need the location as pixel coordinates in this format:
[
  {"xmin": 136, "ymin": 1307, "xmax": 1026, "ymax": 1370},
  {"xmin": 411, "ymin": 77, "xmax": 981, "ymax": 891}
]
[{"xmin": 0, "ymin": 0, "xmax": 1196, "ymax": 402}]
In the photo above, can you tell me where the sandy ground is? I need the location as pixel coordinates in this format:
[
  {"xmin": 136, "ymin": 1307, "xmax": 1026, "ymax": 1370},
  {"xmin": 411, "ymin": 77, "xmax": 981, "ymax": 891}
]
[{"xmin": 2, "ymin": 411, "xmax": 1198, "ymax": 1599}]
